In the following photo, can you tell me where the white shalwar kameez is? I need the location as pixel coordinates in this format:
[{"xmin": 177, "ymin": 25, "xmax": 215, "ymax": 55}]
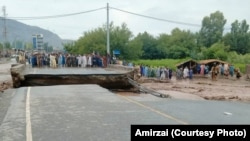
[
  {"xmin": 87, "ymin": 56, "xmax": 92, "ymax": 67},
  {"xmin": 82, "ymin": 55, "xmax": 87, "ymax": 67},
  {"xmin": 183, "ymin": 67, "xmax": 189, "ymax": 78}
]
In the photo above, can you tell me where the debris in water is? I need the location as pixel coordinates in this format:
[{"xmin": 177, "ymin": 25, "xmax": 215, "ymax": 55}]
[{"xmin": 223, "ymin": 112, "xmax": 232, "ymax": 115}]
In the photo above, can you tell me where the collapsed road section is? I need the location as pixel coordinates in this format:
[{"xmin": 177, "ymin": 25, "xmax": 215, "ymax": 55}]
[{"xmin": 10, "ymin": 63, "xmax": 141, "ymax": 89}]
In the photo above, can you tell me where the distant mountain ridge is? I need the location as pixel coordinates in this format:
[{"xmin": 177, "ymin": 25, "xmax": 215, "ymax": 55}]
[{"xmin": 0, "ymin": 17, "xmax": 69, "ymax": 49}]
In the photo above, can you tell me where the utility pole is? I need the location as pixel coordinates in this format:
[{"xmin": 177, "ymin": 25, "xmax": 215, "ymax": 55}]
[
  {"xmin": 106, "ymin": 3, "xmax": 110, "ymax": 55},
  {"xmin": 2, "ymin": 6, "xmax": 7, "ymax": 57}
]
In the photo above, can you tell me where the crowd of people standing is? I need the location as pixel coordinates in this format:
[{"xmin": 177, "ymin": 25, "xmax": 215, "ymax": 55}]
[
  {"xmin": 14, "ymin": 49, "xmax": 242, "ymax": 81},
  {"xmin": 26, "ymin": 52, "xmax": 110, "ymax": 68},
  {"xmin": 138, "ymin": 62, "xmax": 242, "ymax": 81},
  {"xmin": 139, "ymin": 65, "xmax": 173, "ymax": 80}
]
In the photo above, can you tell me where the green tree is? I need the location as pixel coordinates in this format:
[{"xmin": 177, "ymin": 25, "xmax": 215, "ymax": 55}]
[
  {"xmin": 168, "ymin": 45, "xmax": 189, "ymax": 59},
  {"xmin": 199, "ymin": 11, "xmax": 227, "ymax": 47},
  {"xmin": 156, "ymin": 28, "xmax": 197, "ymax": 59},
  {"xmin": 169, "ymin": 28, "xmax": 197, "ymax": 58},
  {"xmin": 63, "ymin": 42, "xmax": 75, "ymax": 53},
  {"xmin": 201, "ymin": 42, "xmax": 229, "ymax": 60},
  {"xmin": 156, "ymin": 33, "xmax": 171, "ymax": 58},
  {"xmin": 110, "ymin": 23, "xmax": 133, "ymax": 59},
  {"xmin": 123, "ymin": 37, "xmax": 143, "ymax": 60},
  {"xmin": 223, "ymin": 20, "xmax": 250, "ymax": 54},
  {"xmin": 76, "ymin": 26, "xmax": 106, "ymax": 55},
  {"xmin": 134, "ymin": 32, "xmax": 158, "ymax": 59},
  {"xmin": 72, "ymin": 22, "xmax": 141, "ymax": 60}
]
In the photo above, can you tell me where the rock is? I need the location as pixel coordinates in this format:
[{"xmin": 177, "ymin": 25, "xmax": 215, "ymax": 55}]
[{"xmin": 197, "ymin": 89, "xmax": 204, "ymax": 92}]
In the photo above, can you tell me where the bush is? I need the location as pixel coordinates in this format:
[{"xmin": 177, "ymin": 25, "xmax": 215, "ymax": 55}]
[{"xmin": 234, "ymin": 63, "xmax": 246, "ymax": 74}]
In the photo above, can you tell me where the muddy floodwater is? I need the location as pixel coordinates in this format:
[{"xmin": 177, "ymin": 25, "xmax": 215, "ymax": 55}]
[{"xmin": 136, "ymin": 76, "xmax": 250, "ymax": 103}]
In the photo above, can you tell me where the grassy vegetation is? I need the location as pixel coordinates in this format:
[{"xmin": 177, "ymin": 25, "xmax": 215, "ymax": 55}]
[
  {"xmin": 233, "ymin": 63, "xmax": 246, "ymax": 74},
  {"xmin": 132, "ymin": 58, "xmax": 190, "ymax": 70}
]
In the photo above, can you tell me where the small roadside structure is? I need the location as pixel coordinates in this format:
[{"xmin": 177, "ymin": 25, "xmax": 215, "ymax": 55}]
[
  {"xmin": 199, "ymin": 59, "xmax": 229, "ymax": 70},
  {"xmin": 175, "ymin": 59, "xmax": 199, "ymax": 74},
  {"xmin": 175, "ymin": 59, "xmax": 230, "ymax": 76}
]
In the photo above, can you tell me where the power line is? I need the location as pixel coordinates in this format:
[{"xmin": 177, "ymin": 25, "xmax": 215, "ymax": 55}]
[
  {"xmin": 111, "ymin": 7, "xmax": 231, "ymax": 30},
  {"xmin": 8, "ymin": 7, "xmax": 106, "ymax": 20},
  {"xmin": 6, "ymin": 5, "xmax": 231, "ymax": 30},
  {"xmin": 110, "ymin": 7, "xmax": 201, "ymax": 28},
  {"xmin": 7, "ymin": 5, "xmax": 201, "ymax": 28}
]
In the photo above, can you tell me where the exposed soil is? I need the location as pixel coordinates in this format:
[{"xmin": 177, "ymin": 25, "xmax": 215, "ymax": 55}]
[{"xmin": 136, "ymin": 75, "xmax": 250, "ymax": 103}]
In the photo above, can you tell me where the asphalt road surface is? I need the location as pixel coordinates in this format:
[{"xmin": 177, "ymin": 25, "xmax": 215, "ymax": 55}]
[{"xmin": 0, "ymin": 84, "xmax": 250, "ymax": 141}]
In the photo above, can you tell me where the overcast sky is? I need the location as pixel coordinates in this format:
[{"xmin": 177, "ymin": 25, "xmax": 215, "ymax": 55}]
[{"xmin": 2, "ymin": 0, "xmax": 250, "ymax": 40}]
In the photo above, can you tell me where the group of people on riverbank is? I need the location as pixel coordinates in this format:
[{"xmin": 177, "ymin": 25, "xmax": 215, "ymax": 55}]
[
  {"xmin": 139, "ymin": 65, "xmax": 173, "ymax": 80},
  {"xmin": 209, "ymin": 63, "xmax": 242, "ymax": 81},
  {"xmin": 138, "ymin": 63, "xmax": 242, "ymax": 81}
]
